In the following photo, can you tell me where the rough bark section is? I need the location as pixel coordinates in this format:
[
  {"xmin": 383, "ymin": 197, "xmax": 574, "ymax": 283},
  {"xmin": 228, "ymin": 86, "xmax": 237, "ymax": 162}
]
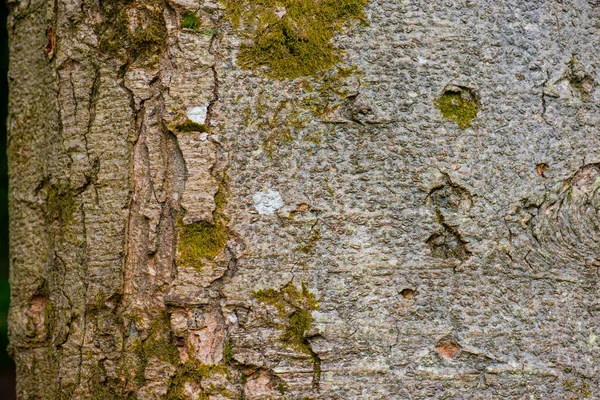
[{"xmin": 10, "ymin": 0, "xmax": 244, "ymax": 397}]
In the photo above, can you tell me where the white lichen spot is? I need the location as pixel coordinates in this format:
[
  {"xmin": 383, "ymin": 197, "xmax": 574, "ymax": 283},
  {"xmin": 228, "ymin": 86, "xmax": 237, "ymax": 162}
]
[
  {"xmin": 253, "ymin": 189, "xmax": 283, "ymax": 215},
  {"xmin": 227, "ymin": 313, "xmax": 238, "ymax": 324},
  {"xmin": 589, "ymin": 334, "xmax": 597, "ymax": 345},
  {"xmin": 275, "ymin": 7, "xmax": 287, "ymax": 18},
  {"xmin": 187, "ymin": 106, "xmax": 208, "ymax": 124}
]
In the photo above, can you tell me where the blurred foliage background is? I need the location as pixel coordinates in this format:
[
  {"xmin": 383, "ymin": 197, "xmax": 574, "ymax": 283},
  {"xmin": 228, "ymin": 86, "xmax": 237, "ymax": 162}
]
[{"xmin": 0, "ymin": 1, "xmax": 16, "ymax": 398}]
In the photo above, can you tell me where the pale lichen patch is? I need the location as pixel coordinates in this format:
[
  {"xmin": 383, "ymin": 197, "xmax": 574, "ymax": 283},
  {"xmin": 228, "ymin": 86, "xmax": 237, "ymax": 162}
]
[
  {"xmin": 252, "ymin": 189, "xmax": 284, "ymax": 215},
  {"xmin": 187, "ymin": 106, "xmax": 208, "ymax": 124}
]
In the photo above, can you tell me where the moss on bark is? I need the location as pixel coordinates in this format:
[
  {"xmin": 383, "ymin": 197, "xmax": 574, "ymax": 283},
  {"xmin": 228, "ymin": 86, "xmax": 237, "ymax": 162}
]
[{"xmin": 223, "ymin": 0, "xmax": 369, "ymax": 79}]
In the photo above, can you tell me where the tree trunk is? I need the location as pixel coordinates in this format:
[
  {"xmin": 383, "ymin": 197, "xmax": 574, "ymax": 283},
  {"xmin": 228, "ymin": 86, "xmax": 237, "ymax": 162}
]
[{"xmin": 7, "ymin": 0, "xmax": 600, "ymax": 398}]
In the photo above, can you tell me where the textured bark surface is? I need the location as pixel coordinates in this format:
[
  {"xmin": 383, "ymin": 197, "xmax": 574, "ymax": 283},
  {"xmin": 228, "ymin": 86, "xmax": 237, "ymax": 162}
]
[{"xmin": 7, "ymin": 0, "xmax": 600, "ymax": 398}]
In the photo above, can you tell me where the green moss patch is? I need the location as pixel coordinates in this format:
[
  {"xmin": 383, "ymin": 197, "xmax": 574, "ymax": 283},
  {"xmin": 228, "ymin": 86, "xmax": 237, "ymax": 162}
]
[
  {"xmin": 91, "ymin": 361, "xmax": 121, "ymax": 400},
  {"xmin": 142, "ymin": 329, "xmax": 180, "ymax": 366},
  {"xmin": 241, "ymin": 65, "xmax": 361, "ymax": 158},
  {"xmin": 46, "ymin": 183, "xmax": 77, "ymax": 224},
  {"xmin": 254, "ymin": 282, "xmax": 321, "ymax": 388},
  {"xmin": 223, "ymin": 0, "xmax": 369, "ymax": 79},
  {"xmin": 277, "ymin": 382, "xmax": 287, "ymax": 394},
  {"xmin": 175, "ymin": 121, "xmax": 209, "ymax": 133},
  {"xmin": 568, "ymin": 58, "xmax": 594, "ymax": 99},
  {"xmin": 129, "ymin": 314, "xmax": 181, "ymax": 387},
  {"xmin": 177, "ymin": 188, "xmax": 228, "ymax": 269},
  {"xmin": 98, "ymin": 0, "xmax": 166, "ymax": 59},
  {"xmin": 182, "ymin": 12, "xmax": 202, "ymax": 30},
  {"xmin": 434, "ymin": 87, "xmax": 480, "ymax": 130},
  {"xmin": 254, "ymin": 281, "xmax": 319, "ymax": 355},
  {"xmin": 296, "ymin": 226, "xmax": 321, "ymax": 254},
  {"xmin": 223, "ymin": 342, "xmax": 233, "ymax": 363},
  {"xmin": 178, "ymin": 219, "xmax": 227, "ymax": 265},
  {"xmin": 166, "ymin": 359, "xmax": 229, "ymax": 400}
]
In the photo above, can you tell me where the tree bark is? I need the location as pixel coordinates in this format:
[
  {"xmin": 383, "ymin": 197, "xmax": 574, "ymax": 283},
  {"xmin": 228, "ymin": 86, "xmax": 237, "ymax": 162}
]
[{"xmin": 7, "ymin": 0, "xmax": 600, "ymax": 399}]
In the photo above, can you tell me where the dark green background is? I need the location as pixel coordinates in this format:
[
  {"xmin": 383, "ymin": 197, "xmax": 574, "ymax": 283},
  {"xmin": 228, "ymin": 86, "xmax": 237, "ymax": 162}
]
[{"xmin": 1, "ymin": 0, "xmax": 16, "ymax": 398}]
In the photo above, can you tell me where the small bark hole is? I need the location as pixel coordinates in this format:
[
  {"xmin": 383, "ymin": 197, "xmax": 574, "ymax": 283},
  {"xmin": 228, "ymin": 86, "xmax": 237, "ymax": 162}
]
[
  {"xmin": 536, "ymin": 163, "xmax": 548, "ymax": 177},
  {"xmin": 45, "ymin": 27, "xmax": 55, "ymax": 57},
  {"xmin": 436, "ymin": 339, "xmax": 460, "ymax": 360},
  {"xmin": 26, "ymin": 295, "xmax": 48, "ymax": 341},
  {"xmin": 426, "ymin": 226, "xmax": 471, "ymax": 261}
]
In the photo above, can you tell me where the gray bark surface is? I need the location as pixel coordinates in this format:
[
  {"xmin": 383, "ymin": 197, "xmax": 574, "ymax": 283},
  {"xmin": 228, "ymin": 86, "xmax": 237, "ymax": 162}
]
[{"xmin": 6, "ymin": 0, "xmax": 600, "ymax": 398}]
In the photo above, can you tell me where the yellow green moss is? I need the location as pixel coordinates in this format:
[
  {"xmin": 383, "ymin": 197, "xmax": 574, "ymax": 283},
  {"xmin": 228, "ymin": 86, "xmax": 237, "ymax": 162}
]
[
  {"xmin": 142, "ymin": 328, "xmax": 181, "ymax": 366},
  {"xmin": 223, "ymin": 0, "xmax": 369, "ymax": 79},
  {"xmin": 254, "ymin": 281, "xmax": 319, "ymax": 355},
  {"xmin": 434, "ymin": 88, "xmax": 480, "ymax": 130},
  {"xmin": 568, "ymin": 58, "xmax": 593, "ymax": 99},
  {"xmin": 201, "ymin": 27, "xmax": 217, "ymax": 36},
  {"xmin": 284, "ymin": 309, "xmax": 314, "ymax": 353},
  {"xmin": 175, "ymin": 120, "xmax": 209, "ymax": 133},
  {"xmin": 130, "ymin": 314, "xmax": 181, "ymax": 386},
  {"xmin": 177, "ymin": 186, "xmax": 229, "ymax": 269},
  {"xmin": 254, "ymin": 282, "xmax": 321, "ymax": 388},
  {"xmin": 263, "ymin": 126, "xmax": 292, "ymax": 159},
  {"xmin": 98, "ymin": 0, "xmax": 166, "ymax": 59},
  {"xmin": 277, "ymin": 382, "xmax": 287, "ymax": 394},
  {"xmin": 223, "ymin": 342, "xmax": 233, "ymax": 363},
  {"xmin": 131, "ymin": 10, "xmax": 166, "ymax": 58},
  {"xmin": 182, "ymin": 12, "xmax": 202, "ymax": 30},
  {"xmin": 243, "ymin": 65, "xmax": 361, "ymax": 158},
  {"xmin": 300, "ymin": 66, "xmax": 360, "ymax": 118},
  {"xmin": 97, "ymin": 0, "xmax": 129, "ymax": 55},
  {"xmin": 91, "ymin": 362, "xmax": 120, "ymax": 400},
  {"xmin": 296, "ymin": 226, "xmax": 321, "ymax": 254},
  {"xmin": 166, "ymin": 359, "xmax": 229, "ymax": 400},
  {"xmin": 303, "ymin": 130, "xmax": 322, "ymax": 146},
  {"xmin": 563, "ymin": 377, "xmax": 592, "ymax": 399},
  {"xmin": 250, "ymin": 94, "xmax": 295, "ymax": 158},
  {"xmin": 129, "ymin": 338, "xmax": 147, "ymax": 386},
  {"xmin": 46, "ymin": 183, "xmax": 77, "ymax": 223},
  {"xmin": 178, "ymin": 219, "xmax": 227, "ymax": 264}
]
